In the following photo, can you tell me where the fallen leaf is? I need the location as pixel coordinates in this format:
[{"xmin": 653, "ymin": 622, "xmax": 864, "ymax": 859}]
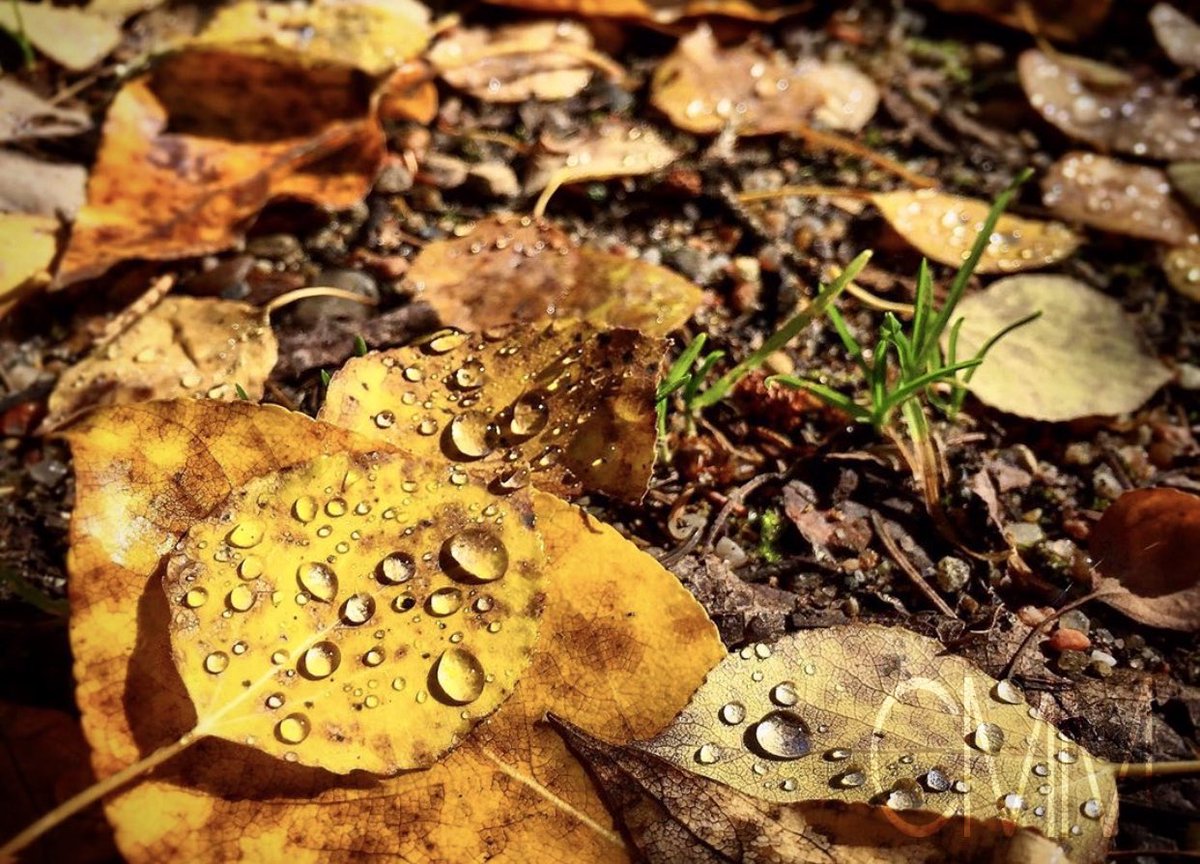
[
  {"xmin": 651, "ymin": 26, "xmax": 878, "ymax": 135},
  {"xmin": 552, "ymin": 714, "xmax": 1075, "ymax": 864},
  {"xmin": 1162, "ymin": 245, "xmax": 1200, "ymax": 301},
  {"xmin": 0, "ymin": 2, "xmax": 120, "ymax": 71},
  {"xmin": 871, "ymin": 189, "xmax": 1081, "ymax": 274},
  {"xmin": 670, "ymin": 553, "xmax": 796, "ymax": 647},
  {"xmin": 44, "ymin": 295, "xmax": 277, "ymax": 430},
  {"xmin": 1041, "ymin": 152, "xmax": 1198, "ymax": 245},
  {"xmin": 947, "ymin": 275, "xmax": 1172, "ymax": 421},
  {"xmin": 56, "ymin": 53, "xmax": 385, "ymax": 286},
  {"xmin": 0, "ymin": 79, "xmax": 91, "ymax": 142},
  {"xmin": 1019, "ymin": 49, "xmax": 1200, "ymax": 161},
  {"xmin": 1167, "ymin": 161, "xmax": 1200, "ymax": 209},
  {"xmin": 928, "ymin": 0, "xmax": 1109, "ymax": 40},
  {"xmin": 430, "ymin": 20, "xmax": 608, "ymax": 103},
  {"xmin": 1150, "ymin": 4, "xmax": 1200, "ymax": 69},
  {"xmin": 0, "ymin": 149, "xmax": 88, "ymax": 219},
  {"xmin": 1090, "ymin": 487, "xmax": 1200, "ymax": 631},
  {"xmin": 641, "ymin": 625, "xmax": 1118, "ymax": 863},
  {"xmin": 378, "ymin": 60, "xmax": 439, "ymax": 124},
  {"xmin": 404, "ymin": 216, "xmax": 702, "ymax": 336},
  {"xmin": 193, "ymin": 0, "xmax": 431, "ymax": 74},
  {"xmin": 87, "ymin": 0, "xmax": 165, "ymax": 21},
  {"xmin": 63, "ymin": 399, "xmax": 723, "ymax": 861},
  {"xmin": 320, "ymin": 319, "xmax": 663, "ymax": 502},
  {"xmin": 0, "ymin": 213, "xmax": 57, "ymax": 306},
  {"xmin": 483, "ymin": 0, "xmax": 798, "ymax": 23}
]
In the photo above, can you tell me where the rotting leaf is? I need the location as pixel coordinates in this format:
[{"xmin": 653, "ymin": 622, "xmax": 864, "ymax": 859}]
[
  {"xmin": 63, "ymin": 400, "xmax": 723, "ymax": 860},
  {"xmin": 641, "ymin": 625, "xmax": 1118, "ymax": 863},
  {"xmin": 320, "ymin": 319, "xmax": 663, "ymax": 503},
  {"xmin": 1041, "ymin": 152, "xmax": 1197, "ymax": 245},
  {"xmin": 0, "ymin": 2, "xmax": 120, "ymax": 71},
  {"xmin": 650, "ymin": 26, "xmax": 879, "ymax": 136},
  {"xmin": 946, "ymin": 274, "xmax": 1171, "ymax": 421},
  {"xmin": 482, "ymin": 0, "xmax": 799, "ymax": 23},
  {"xmin": 0, "ymin": 214, "xmax": 57, "ymax": 309},
  {"xmin": 872, "ymin": 189, "xmax": 1080, "ymax": 273},
  {"xmin": 1090, "ymin": 487, "xmax": 1200, "ymax": 632},
  {"xmin": 44, "ymin": 296, "xmax": 278, "ymax": 432},
  {"xmin": 430, "ymin": 20, "xmax": 610, "ymax": 103},
  {"xmin": 1150, "ymin": 4, "xmax": 1200, "ymax": 69},
  {"xmin": 1019, "ymin": 49, "xmax": 1200, "ymax": 161},
  {"xmin": 56, "ymin": 54, "xmax": 385, "ymax": 286},
  {"xmin": 0, "ymin": 79, "xmax": 91, "ymax": 142},
  {"xmin": 552, "ymin": 714, "xmax": 1075, "ymax": 864},
  {"xmin": 927, "ymin": 0, "xmax": 1109, "ymax": 40},
  {"xmin": 1163, "ymin": 245, "xmax": 1200, "ymax": 301},
  {"xmin": 403, "ymin": 215, "xmax": 703, "ymax": 336}
]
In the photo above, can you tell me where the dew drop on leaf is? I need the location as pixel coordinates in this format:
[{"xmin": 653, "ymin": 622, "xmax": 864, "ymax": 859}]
[
  {"xmin": 972, "ymin": 721, "xmax": 1005, "ymax": 754},
  {"xmin": 183, "ymin": 587, "xmax": 208, "ymax": 608},
  {"xmin": 228, "ymin": 585, "xmax": 255, "ymax": 612},
  {"xmin": 695, "ymin": 743, "xmax": 720, "ymax": 765},
  {"xmin": 204, "ymin": 651, "xmax": 229, "ymax": 674},
  {"xmin": 276, "ymin": 713, "xmax": 310, "ymax": 744},
  {"xmin": 378, "ymin": 552, "xmax": 415, "ymax": 584},
  {"xmin": 770, "ymin": 681, "xmax": 799, "ymax": 707},
  {"xmin": 509, "ymin": 391, "xmax": 549, "ymax": 437},
  {"xmin": 297, "ymin": 562, "xmax": 338, "ymax": 601},
  {"xmin": 1002, "ymin": 792, "xmax": 1025, "ymax": 812},
  {"xmin": 833, "ymin": 766, "xmax": 866, "ymax": 789},
  {"xmin": 447, "ymin": 411, "xmax": 493, "ymax": 459},
  {"xmin": 300, "ymin": 642, "xmax": 341, "ymax": 679},
  {"xmin": 325, "ymin": 498, "xmax": 347, "ymax": 517},
  {"xmin": 993, "ymin": 679, "xmax": 1024, "ymax": 705},
  {"xmin": 341, "ymin": 593, "xmax": 375, "ymax": 625},
  {"xmin": 751, "ymin": 710, "xmax": 812, "ymax": 760},
  {"xmin": 265, "ymin": 693, "xmax": 284, "ymax": 709},
  {"xmin": 444, "ymin": 529, "xmax": 509, "ymax": 582},
  {"xmin": 923, "ymin": 766, "xmax": 952, "ymax": 793},
  {"xmin": 227, "ymin": 519, "xmax": 265, "ymax": 548},
  {"xmin": 1056, "ymin": 749, "xmax": 1078, "ymax": 764},
  {"xmin": 886, "ymin": 779, "xmax": 925, "ymax": 810},
  {"xmin": 1081, "ymin": 799, "xmax": 1103, "ymax": 819},
  {"xmin": 428, "ymin": 587, "xmax": 464, "ymax": 616},
  {"xmin": 363, "ymin": 648, "xmax": 384, "ymax": 667},
  {"xmin": 293, "ymin": 495, "xmax": 318, "ymax": 523},
  {"xmin": 433, "ymin": 647, "xmax": 485, "ymax": 704},
  {"xmin": 825, "ymin": 747, "xmax": 852, "ymax": 761},
  {"xmin": 238, "ymin": 556, "xmax": 263, "ymax": 579},
  {"xmin": 718, "ymin": 702, "xmax": 746, "ymax": 725}
]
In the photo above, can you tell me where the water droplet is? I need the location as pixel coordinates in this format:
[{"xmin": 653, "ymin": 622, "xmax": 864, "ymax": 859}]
[
  {"xmin": 228, "ymin": 520, "xmax": 264, "ymax": 548},
  {"xmin": 1069, "ymin": 825, "xmax": 1083, "ymax": 837},
  {"xmin": 972, "ymin": 722, "xmax": 1005, "ymax": 754},
  {"xmin": 342, "ymin": 593, "xmax": 376, "ymax": 625},
  {"xmin": 428, "ymin": 587, "xmax": 463, "ymax": 616},
  {"xmin": 1032, "ymin": 762, "xmax": 1050, "ymax": 777},
  {"xmin": 695, "ymin": 743, "xmax": 720, "ymax": 765},
  {"xmin": 899, "ymin": 754, "xmax": 915, "ymax": 765},
  {"xmin": 266, "ymin": 693, "xmax": 284, "ymax": 709},
  {"xmin": 886, "ymin": 779, "xmax": 924, "ymax": 810},
  {"xmin": 432, "ymin": 647, "xmax": 485, "ymax": 704},
  {"xmin": 447, "ymin": 411, "xmax": 493, "ymax": 459},
  {"xmin": 183, "ymin": 588, "xmax": 208, "ymax": 608},
  {"xmin": 833, "ymin": 766, "xmax": 866, "ymax": 789},
  {"xmin": 923, "ymin": 766, "xmax": 951, "ymax": 793},
  {"xmin": 495, "ymin": 466, "xmax": 530, "ymax": 492},
  {"xmin": 204, "ymin": 651, "xmax": 229, "ymax": 674},
  {"xmin": 768, "ymin": 681, "xmax": 800, "ymax": 707},
  {"xmin": 316, "ymin": 525, "xmax": 332, "ymax": 538},
  {"xmin": 1081, "ymin": 798, "xmax": 1102, "ymax": 819},
  {"xmin": 509, "ymin": 391, "xmax": 549, "ymax": 437},
  {"xmin": 363, "ymin": 647, "xmax": 384, "ymax": 667},
  {"xmin": 239, "ymin": 556, "xmax": 263, "ymax": 580},
  {"xmin": 276, "ymin": 713, "xmax": 310, "ymax": 744},
  {"xmin": 752, "ymin": 761, "xmax": 768, "ymax": 776},
  {"xmin": 325, "ymin": 498, "xmax": 347, "ymax": 517},
  {"xmin": 754, "ymin": 643, "xmax": 771, "ymax": 659},
  {"xmin": 297, "ymin": 562, "xmax": 338, "ymax": 601},
  {"xmin": 952, "ymin": 780, "xmax": 971, "ymax": 794},
  {"xmin": 374, "ymin": 411, "xmax": 395, "ymax": 429},
  {"xmin": 293, "ymin": 495, "xmax": 318, "ymax": 523},
  {"xmin": 453, "ymin": 360, "xmax": 485, "ymax": 389},
  {"xmin": 993, "ymin": 679, "xmax": 1024, "ymax": 705},
  {"xmin": 363, "ymin": 694, "xmax": 380, "ymax": 709},
  {"xmin": 719, "ymin": 702, "xmax": 746, "ymax": 725},
  {"xmin": 392, "ymin": 593, "xmax": 416, "ymax": 612},
  {"xmin": 300, "ymin": 642, "xmax": 341, "ymax": 679},
  {"xmin": 1055, "ymin": 749, "xmax": 1078, "ymax": 764},
  {"xmin": 780, "ymin": 778, "xmax": 797, "ymax": 792},
  {"xmin": 378, "ymin": 552, "xmax": 415, "ymax": 584},
  {"xmin": 231, "ymin": 641, "xmax": 247, "ymax": 655},
  {"xmin": 391, "ymin": 676, "xmax": 406, "ymax": 691},
  {"xmin": 417, "ymin": 418, "xmax": 439, "ymax": 436},
  {"xmin": 1033, "ymin": 805, "xmax": 1046, "ymax": 818},
  {"xmin": 825, "ymin": 748, "xmax": 852, "ymax": 761},
  {"xmin": 751, "ymin": 710, "xmax": 812, "ymax": 760},
  {"xmin": 473, "ymin": 596, "xmax": 494, "ymax": 613},
  {"xmin": 228, "ymin": 585, "xmax": 255, "ymax": 612},
  {"xmin": 1002, "ymin": 792, "xmax": 1024, "ymax": 812},
  {"xmin": 486, "ymin": 621, "xmax": 501, "ymax": 633},
  {"xmin": 802, "ymin": 662, "xmax": 816, "ymax": 675},
  {"xmin": 444, "ymin": 530, "xmax": 508, "ymax": 582},
  {"xmin": 427, "ymin": 330, "xmax": 468, "ymax": 353},
  {"xmin": 403, "ymin": 365, "xmax": 423, "ymax": 382},
  {"xmin": 271, "ymin": 650, "xmax": 288, "ymax": 665}
]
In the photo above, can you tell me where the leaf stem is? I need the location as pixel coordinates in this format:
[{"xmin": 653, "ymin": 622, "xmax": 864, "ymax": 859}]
[{"xmin": 1116, "ymin": 759, "xmax": 1200, "ymax": 780}]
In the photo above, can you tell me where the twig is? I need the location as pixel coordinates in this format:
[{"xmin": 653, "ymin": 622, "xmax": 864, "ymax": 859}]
[{"xmin": 869, "ymin": 509, "xmax": 958, "ymax": 618}]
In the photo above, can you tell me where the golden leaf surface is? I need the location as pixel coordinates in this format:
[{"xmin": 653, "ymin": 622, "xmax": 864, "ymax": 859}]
[
  {"xmin": 404, "ymin": 216, "xmax": 702, "ymax": 336},
  {"xmin": 871, "ymin": 189, "xmax": 1080, "ymax": 274},
  {"xmin": 63, "ymin": 396, "xmax": 723, "ymax": 860},
  {"xmin": 0, "ymin": 2, "xmax": 120, "ymax": 71},
  {"xmin": 0, "ymin": 213, "xmax": 56, "ymax": 306},
  {"xmin": 320, "ymin": 320, "xmax": 663, "ymax": 503},
  {"xmin": 642, "ymin": 625, "xmax": 1118, "ymax": 863},
  {"xmin": 44, "ymin": 296, "xmax": 278, "ymax": 430}
]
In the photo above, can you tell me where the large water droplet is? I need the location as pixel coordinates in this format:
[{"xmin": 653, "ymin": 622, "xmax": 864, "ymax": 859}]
[
  {"xmin": 719, "ymin": 702, "xmax": 746, "ymax": 725},
  {"xmin": 378, "ymin": 552, "xmax": 415, "ymax": 584},
  {"xmin": 751, "ymin": 710, "xmax": 812, "ymax": 760},
  {"xmin": 509, "ymin": 391, "xmax": 549, "ymax": 437},
  {"xmin": 239, "ymin": 556, "xmax": 263, "ymax": 580},
  {"xmin": 183, "ymin": 587, "xmax": 208, "ymax": 608},
  {"xmin": 453, "ymin": 360, "xmax": 485, "ymax": 389},
  {"xmin": 204, "ymin": 651, "xmax": 229, "ymax": 674},
  {"xmin": 972, "ymin": 722, "xmax": 1005, "ymax": 754},
  {"xmin": 833, "ymin": 766, "xmax": 866, "ymax": 789},
  {"xmin": 293, "ymin": 495, "xmax": 318, "ymax": 523},
  {"xmin": 325, "ymin": 498, "xmax": 347, "ymax": 517},
  {"xmin": 447, "ymin": 411, "xmax": 493, "ymax": 459},
  {"xmin": 276, "ymin": 713, "xmax": 310, "ymax": 744},
  {"xmin": 300, "ymin": 642, "xmax": 341, "ymax": 679},
  {"xmin": 433, "ymin": 647, "xmax": 485, "ymax": 704},
  {"xmin": 342, "ymin": 593, "xmax": 376, "ymax": 625},
  {"xmin": 993, "ymin": 679, "xmax": 1024, "ymax": 705},
  {"xmin": 428, "ymin": 587, "xmax": 464, "ymax": 616},
  {"xmin": 771, "ymin": 681, "xmax": 799, "ymax": 707},
  {"xmin": 444, "ymin": 529, "xmax": 509, "ymax": 582},
  {"xmin": 298, "ymin": 562, "xmax": 338, "ymax": 601},
  {"xmin": 1081, "ymin": 798, "xmax": 1103, "ymax": 819},
  {"xmin": 1055, "ymin": 749, "xmax": 1078, "ymax": 764},
  {"xmin": 228, "ymin": 585, "xmax": 255, "ymax": 612},
  {"xmin": 228, "ymin": 520, "xmax": 264, "ymax": 548},
  {"xmin": 886, "ymin": 779, "xmax": 925, "ymax": 810},
  {"xmin": 695, "ymin": 743, "xmax": 720, "ymax": 765}
]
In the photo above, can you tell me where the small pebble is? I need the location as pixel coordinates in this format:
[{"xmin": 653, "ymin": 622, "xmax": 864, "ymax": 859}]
[
  {"xmin": 1005, "ymin": 522, "xmax": 1044, "ymax": 548},
  {"xmin": 1056, "ymin": 649, "xmax": 1090, "ymax": 675},
  {"xmin": 715, "ymin": 536, "xmax": 748, "ymax": 568},
  {"xmin": 28, "ymin": 458, "xmax": 68, "ymax": 488},
  {"xmin": 1049, "ymin": 627, "xmax": 1091, "ymax": 653},
  {"xmin": 934, "ymin": 556, "xmax": 970, "ymax": 593},
  {"xmin": 1059, "ymin": 609, "xmax": 1090, "ymax": 634}
]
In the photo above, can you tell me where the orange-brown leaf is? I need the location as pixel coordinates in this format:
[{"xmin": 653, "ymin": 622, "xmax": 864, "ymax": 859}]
[{"xmin": 482, "ymin": 0, "xmax": 799, "ymax": 23}]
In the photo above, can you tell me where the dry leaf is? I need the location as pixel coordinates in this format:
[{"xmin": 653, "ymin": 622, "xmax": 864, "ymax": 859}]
[
  {"xmin": 1090, "ymin": 487, "xmax": 1200, "ymax": 631},
  {"xmin": 194, "ymin": 0, "xmax": 431, "ymax": 74},
  {"xmin": 320, "ymin": 319, "xmax": 662, "ymax": 503},
  {"xmin": 63, "ymin": 399, "xmax": 723, "ymax": 861},
  {"xmin": 87, "ymin": 0, "xmax": 166, "ymax": 21},
  {"xmin": 948, "ymin": 275, "xmax": 1171, "ymax": 421},
  {"xmin": 651, "ymin": 26, "xmax": 878, "ymax": 136},
  {"xmin": 0, "ymin": 79, "xmax": 91, "ymax": 142},
  {"xmin": 1163, "ymin": 245, "xmax": 1200, "ymax": 301},
  {"xmin": 642, "ymin": 625, "xmax": 1118, "ymax": 863},
  {"xmin": 430, "ymin": 20, "xmax": 606, "ymax": 103},
  {"xmin": 378, "ymin": 61, "xmax": 439, "ymax": 124},
  {"xmin": 0, "ymin": 2, "xmax": 120, "ymax": 71},
  {"xmin": 0, "ymin": 149, "xmax": 88, "ymax": 220},
  {"xmin": 44, "ymin": 296, "xmax": 277, "ymax": 430},
  {"xmin": 483, "ymin": 0, "xmax": 797, "ymax": 23},
  {"xmin": 927, "ymin": 0, "xmax": 1109, "ymax": 40},
  {"xmin": 1019, "ymin": 49, "xmax": 1200, "ymax": 161},
  {"xmin": 404, "ymin": 216, "xmax": 702, "ymax": 336},
  {"xmin": 552, "ymin": 714, "xmax": 1074, "ymax": 864},
  {"xmin": 0, "ymin": 213, "xmax": 57, "ymax": 306},
  {"xmin": 1150, "ymin": 4, "xmax": 1200, "ymax": 69},
  {"xmin": 871, "ymin": 189, "xmax": 1080, "ymax": 274},
  {"xmin": 57, "ymin": 54, "xmax": 385, "ymax": 286},
  {"xmin": 1041, "ymin": 152, "xmax": 1198, "ymax": 245}
]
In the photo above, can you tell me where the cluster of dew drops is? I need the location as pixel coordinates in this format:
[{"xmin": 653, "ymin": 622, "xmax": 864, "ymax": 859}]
[
  {"xmin": 174, "ymin": 472, "xmax": 517, "ymax": 759},
  {"xmin": 690, "ymin": 643, "xmax": 1105, "ymax": 835}
]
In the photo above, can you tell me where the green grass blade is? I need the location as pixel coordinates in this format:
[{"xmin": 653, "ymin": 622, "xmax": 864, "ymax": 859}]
[
  {"xmin": 911, "ymin": 257, "xmax": 934, "ymax": 361},
  {"xmin": 827, "ymin": 305, "xmax": 868, "ymax": 375},
  {"xmin": 767, "ymin": 375, "xmax": 871, "ymax": 421},
  {"xmin": 682, "ymin": 350, "xmax": 725, "ymax": 405},
  {"xmin": 658, "ymin": 334, "xmax": 708, "ymax": 399}
]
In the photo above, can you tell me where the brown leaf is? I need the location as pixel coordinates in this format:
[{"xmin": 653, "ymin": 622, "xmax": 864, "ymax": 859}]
[
  {"xmin": 651, "ymin": 26, "xmax": 878, "ymax": 136},
  {"xmin": 1041, "ymin": 152, "xmax": 1197, "ymax": 245},
  {"xmin": 377, "ymin": 61, "xmax": 439, "ymax": 124},
  {"xmin": 551, "ymin": 714, "xmax": 1075, "ymax": 864},
  {"xmin": 1019, "ymin": 49, "xmax": 1200, "ymax": 161},
  {"xmin": 1090, "ymin": 487, "xmax": 1200, "ymax": 631},
  {"xmin": 927, "ymin": 0, "xmax": 1109, "ymax": 40},
  {"xmin": 482, "ymin": 0, "xmax": 799, "ymax": 23},
  {"xmin": 670, "ymin": 554, "xmax": 796, "ymax": 647},
  {"xmin": 1150, "ymin": 4, "xmax": 1200, "ymax": 69},
  {"xmin": 0, "ymin": 79, "xmax": 91, "ymax": 142},
  {"xmin": 0, "ymin": 150, "xmax": 87, "ymax": 220},
  {"xmin": 56, "ymin": 54, "xmax": 384, "ymax": 286},
  {"xmin": 404, "ymin": 215, "xmax": 702, "ymax": 336}
]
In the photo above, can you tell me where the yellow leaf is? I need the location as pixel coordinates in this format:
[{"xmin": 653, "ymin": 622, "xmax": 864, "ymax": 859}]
[
  {"xmin": 0, "ymin": 213, "xmax": 56, "ymax": 305},
  {"xmin": 872, "ymin": 189, "xmax": 1080, "ymax": 274},
  {"xmin": 44, "ymin": 296, "xmax": 278, "ymax": 430},
  {"xmin": 404, "ymin": 216, "xmax": 702, "ymax": 336},
  {"xmin": 0, "ymin": 2, "xmax": 120, "ymax": 71},
  {"xmin": 320, "ymin": 319, "xmax": 663, "ymax": 503},
  {"xmin": 642, "ymin": 625, "xmax": 1117, "ymax": 862}
]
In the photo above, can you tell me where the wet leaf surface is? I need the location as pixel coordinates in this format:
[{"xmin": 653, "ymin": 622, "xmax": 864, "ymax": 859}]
[
  {"xmin": 949, "ymin": 275, "xmax": 1171, "ymax": 420},
  {"xmin": 44, "ymin": 296, "xmax": 278, "ymax": 431},
  {"xmin": 320, "ymin": 319, "xmax": 663, "ymax": 502},
  {"xmin": 1149, "ymin": 4, "xmax": 1200, "ymax": 69},
  {"xmin": 642, "ymin": 625, "xmax": 1118, "ymax": 862},
  {"xmin": 1090, "ymin": 487, "xmax": 1200, "ymax": 632},
  {"xmin": 0, "ymin": 214, "xmax": 57, "ymax": 308}
]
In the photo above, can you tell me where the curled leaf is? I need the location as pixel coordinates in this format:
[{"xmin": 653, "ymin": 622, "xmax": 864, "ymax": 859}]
[
  {"xmin": 1090, "ymin": 487, "xmax": 1200, "ymax": 631},
  {"xmin": 1150, "ymin": 4, "xmax": 1200, "ymax": 69},
  {"xmin": 320, "ymin": 320, "xmax": 663, "ymax": 502},
  {"xmin": 643, "ymin": 625, "xmax": 1118, "ymax": 863},
  {"xmin": 948, "ymin": 275, "xmax": 1171, "ymax": 421},
  {"xmin": 404, "ymin": 216, "xmax": 702, "ymax": 337},
  {"xmin": 872, "ymin": 189, "xmax": 1080, "ymax": 273},
  {"xmin": 44, "ymin": 296, "xmax": 278, "ymax": 430}
]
